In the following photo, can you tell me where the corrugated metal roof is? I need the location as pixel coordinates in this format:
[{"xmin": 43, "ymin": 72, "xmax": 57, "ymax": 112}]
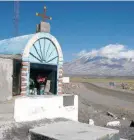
[{"xmin": 0, "ymin": 34, "xmax": 34, "ymax": 55}]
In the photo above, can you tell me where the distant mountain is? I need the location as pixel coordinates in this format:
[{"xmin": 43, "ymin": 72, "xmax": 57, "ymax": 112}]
[{"xmin": 63, "ymin": 45, "xmax": 134, "ymax": 76}]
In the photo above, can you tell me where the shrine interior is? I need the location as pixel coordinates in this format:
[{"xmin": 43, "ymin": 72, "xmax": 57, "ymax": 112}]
[{"xmin": 30, "ymin": 63, "xmax": 57, "ymax": 95}]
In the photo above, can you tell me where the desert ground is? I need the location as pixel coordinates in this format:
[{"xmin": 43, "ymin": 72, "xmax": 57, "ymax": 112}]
[
  {"xmin": 63, "ymin": 77, "xmax": 134, "ymax": 139},
  {"xmin": 0, "ymin": 77, "xmax": 134, "ymax": 139}
]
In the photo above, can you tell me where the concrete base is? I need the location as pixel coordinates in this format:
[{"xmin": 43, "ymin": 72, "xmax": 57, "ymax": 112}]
[
  {"xmin": 36, "ymin": 22, "xmax": 50, "ymax": 33},
  {"xmin": 29, "ymin": 121, "xmax": 120, "ymax": 140},
  {"xmin": 14, "ymin": 94, "xmax": 78, "ymax": 122}
]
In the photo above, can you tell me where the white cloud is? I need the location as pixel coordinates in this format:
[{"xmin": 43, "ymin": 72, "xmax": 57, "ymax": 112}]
[
  {"xmin": 76, "ymin": 44, "xmax": 134, "ymax": 60},
  {"xmin": 76, "ymin": 50, "xmax": 87, "ymax": 57}
]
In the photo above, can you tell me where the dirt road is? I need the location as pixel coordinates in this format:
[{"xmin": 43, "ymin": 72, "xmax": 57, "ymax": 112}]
[
  {"xmin": 64, "ymin": 82, "xmax": 134, "ymax": 116},
  {"xmin": 82, "ymin": 82, "xmax": 134, "ymax": 115},
  {"xmin": 84, "ymin": 82, "xmax": 134, "ymax": 102},
  {"xmin": 63, "ymin": 82, "xmax": 134, "ymax": 139}
]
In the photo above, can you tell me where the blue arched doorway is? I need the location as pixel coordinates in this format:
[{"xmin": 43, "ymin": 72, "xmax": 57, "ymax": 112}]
[{"xmin": 29, "ymin": 37, "xmax": 59, "ymax": 95}]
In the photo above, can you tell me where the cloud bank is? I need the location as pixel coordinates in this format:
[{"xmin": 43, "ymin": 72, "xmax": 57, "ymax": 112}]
[{"xmin": 77, "ymin": 44, "xmax": 134, "ymax": 60}]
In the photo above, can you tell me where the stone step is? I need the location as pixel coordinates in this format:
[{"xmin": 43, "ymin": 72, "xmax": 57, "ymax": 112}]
[{"xmin": 29, "ymin": 121, "xmax": 120, "ymax": 140}]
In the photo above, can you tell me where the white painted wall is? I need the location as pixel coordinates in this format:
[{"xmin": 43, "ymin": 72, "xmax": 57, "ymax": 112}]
[
  {"xmin": 14, "ymin": 94, "xmax": 78, "ymax": 122},
  {"xmin": 0, "ymin": 58, "xmax": 13, "ymax": 101},
  {"xmin": 63, "ymin": 77, "xmax": 70, "ymax": 83}
]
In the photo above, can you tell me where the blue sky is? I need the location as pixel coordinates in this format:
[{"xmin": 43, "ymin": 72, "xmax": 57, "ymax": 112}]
[{"xmin": 0, "ymin": 1, "xmax": 134, "ymax": 61}]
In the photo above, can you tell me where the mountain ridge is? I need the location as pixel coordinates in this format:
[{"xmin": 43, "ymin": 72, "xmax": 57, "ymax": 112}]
[{"xmin": 63, "ymin": 55, "xmax": 134, "ymax": 76}]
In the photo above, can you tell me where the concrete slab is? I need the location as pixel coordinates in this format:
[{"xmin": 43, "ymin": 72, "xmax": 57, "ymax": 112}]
[{"xmin": 29, "ymin": 121, "xmax": 120, "ymax": 140}]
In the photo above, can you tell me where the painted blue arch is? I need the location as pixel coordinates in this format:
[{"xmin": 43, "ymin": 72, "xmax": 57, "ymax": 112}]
[{"xmin": 29, "ymin": 37, "xmax": 59, "ymax": 65}]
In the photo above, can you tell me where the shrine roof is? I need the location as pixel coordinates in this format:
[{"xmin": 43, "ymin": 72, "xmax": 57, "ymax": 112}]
[{"xmin": 0, "ymin": 34, "xmax": 34, "ymax": 55}]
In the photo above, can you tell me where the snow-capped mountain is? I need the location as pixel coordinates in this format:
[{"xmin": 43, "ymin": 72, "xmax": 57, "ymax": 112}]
[{"xmin": 63, "ymin": 44, "xmax": 134, "ymax": 76}]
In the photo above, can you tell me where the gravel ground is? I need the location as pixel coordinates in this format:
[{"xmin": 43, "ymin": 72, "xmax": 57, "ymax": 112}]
[
  {"xmin": 0, "ymin": 118, "xmax": 68, "ymax": 140},
  {"xmin": 63, "ymin": 82, "xmax": 134, "ymax": 139}
]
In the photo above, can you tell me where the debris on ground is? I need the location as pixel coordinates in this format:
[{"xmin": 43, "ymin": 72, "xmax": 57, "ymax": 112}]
[
  {"xmin": 130, "ymin": 121, "xmax": 134, "ymax": 127},
  {"xmin": 106, "ymin": 121, "xmax": 121, "ymax": 127},
  {"xmin": 107, "ymin": 111, "xmax": 117, "ymax": 119},
  {"xmin": 89, "ymin": 119, "xmax": 94, "ymax": 126},
  {"xmin": 122, "ymin": 117, "xmax": 126, "ymax": 120}
]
